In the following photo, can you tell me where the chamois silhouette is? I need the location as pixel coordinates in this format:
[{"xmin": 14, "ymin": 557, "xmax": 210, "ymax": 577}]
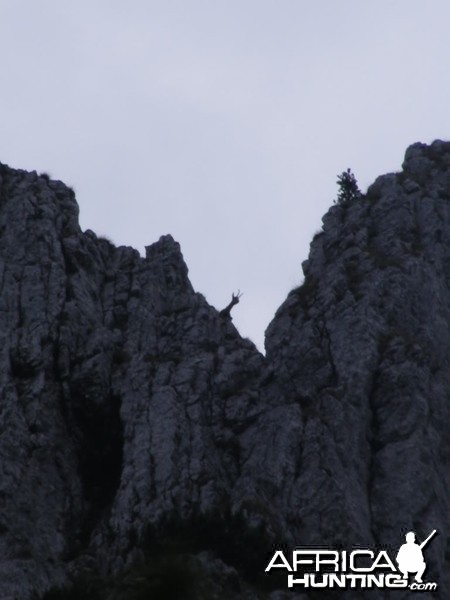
[{"xmin": 219, "ymin": 291, "xmax": 242, "ymax": 319}]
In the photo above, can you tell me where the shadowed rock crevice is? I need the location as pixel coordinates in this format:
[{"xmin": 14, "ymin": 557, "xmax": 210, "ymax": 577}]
[{"xmin": 70, "ymin": 390, "xmax": 124, "ymax": 515}]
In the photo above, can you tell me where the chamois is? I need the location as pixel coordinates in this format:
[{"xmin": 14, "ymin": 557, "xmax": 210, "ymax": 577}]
[{"xmin": 219, "ymin": 290, "xmax": 242, "ymax": 319}]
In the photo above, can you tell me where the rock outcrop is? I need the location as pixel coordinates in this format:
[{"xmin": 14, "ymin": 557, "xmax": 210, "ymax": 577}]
[{"xmin": 1, "ymin": 142, "xmax": 450, "ymax": 598}]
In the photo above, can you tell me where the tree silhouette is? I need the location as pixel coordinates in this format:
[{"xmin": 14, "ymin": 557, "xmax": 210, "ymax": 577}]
[{"xmin": 336, "ymin": 168, "xmax": 361, "ymax": 204}]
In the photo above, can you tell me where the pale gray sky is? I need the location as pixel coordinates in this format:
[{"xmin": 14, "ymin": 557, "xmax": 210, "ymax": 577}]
[{"xmin": 1, "ymin": 1, "xmax": 450, "ymax": 350}]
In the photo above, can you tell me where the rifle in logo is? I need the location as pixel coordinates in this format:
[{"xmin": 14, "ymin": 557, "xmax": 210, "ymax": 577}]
[{"xmin": 419, "ymin": 530, "xmax": 437, "ymax": 550}]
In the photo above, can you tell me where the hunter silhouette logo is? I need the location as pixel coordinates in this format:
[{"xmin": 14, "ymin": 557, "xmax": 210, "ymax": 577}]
[
  {"xmin": 396, "ymin": 530, "xmax": 436, "ymax": 583},
  {"xmin": 265, "ymin": 529, "xmax": 439, "ymax": 592}
]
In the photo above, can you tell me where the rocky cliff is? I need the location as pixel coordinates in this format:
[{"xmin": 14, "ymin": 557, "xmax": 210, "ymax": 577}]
[{"xmin": 0, "ymin": 142, "xmax": 449, "ymax": 599}]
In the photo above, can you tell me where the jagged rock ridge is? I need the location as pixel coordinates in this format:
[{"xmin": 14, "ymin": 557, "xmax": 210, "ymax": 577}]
[{"xmin": 0, "ymin": 142, "xmax": 449, "ymax": 598}]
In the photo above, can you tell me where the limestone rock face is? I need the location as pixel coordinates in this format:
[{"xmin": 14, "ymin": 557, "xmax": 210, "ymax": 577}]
[
  {"xmin": 0, "ymin": 164, "xmax": 265, "ymax": 598},
  {"xmin": 1, "ymin": 142, "xmax": 450, "ymax": 598},
  {"xmin": 264, "ymin": 140, "xmax": 450, "ymax": 590}
]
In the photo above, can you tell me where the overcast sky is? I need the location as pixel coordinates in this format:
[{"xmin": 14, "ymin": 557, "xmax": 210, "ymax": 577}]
[{"xmin": 1, "ymin": 1, "xmax": 450, "ymax": 351}]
